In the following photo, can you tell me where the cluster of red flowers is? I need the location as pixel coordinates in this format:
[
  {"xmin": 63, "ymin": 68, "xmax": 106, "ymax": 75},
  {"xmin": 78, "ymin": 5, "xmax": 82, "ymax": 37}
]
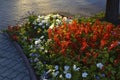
[
  {"xmin": 48, "ymin": 20, "xmax": 120, "ymax": 64},
  {"xmin": 8, "ymin": 26, "xmax": 20, "ymax": 41}
]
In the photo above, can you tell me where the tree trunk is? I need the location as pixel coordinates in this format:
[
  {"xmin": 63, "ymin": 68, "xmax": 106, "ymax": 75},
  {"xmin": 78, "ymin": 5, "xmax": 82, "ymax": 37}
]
[{"xmin": 105, "ymin": 0, "xmax": 119, "ymax": 23}]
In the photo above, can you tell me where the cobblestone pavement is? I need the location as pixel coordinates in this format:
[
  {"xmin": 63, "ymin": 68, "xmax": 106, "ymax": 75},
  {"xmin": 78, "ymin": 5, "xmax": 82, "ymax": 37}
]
[
  {"xmin": 0, "ymin": 32, "xmax": 31, "ymax": 80},
  {"xmin": 0, "ymin": 0, "xmax": 117, "ymax": 80}
]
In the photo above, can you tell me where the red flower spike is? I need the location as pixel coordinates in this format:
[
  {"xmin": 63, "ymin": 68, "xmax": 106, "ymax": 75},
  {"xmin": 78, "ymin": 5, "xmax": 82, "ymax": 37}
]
[
  {"xmin": 80, "ymin": 41, "xmax": 88, "ymax": 51},
  {"xmin": 54, "ymin": 35, "xmax": 61, "ymax": 46},
  {"xmin": 93, "ymin": 53, "xmax": 99, "ymax": 59},
  {"xmin": 61, "ymin": 41, "xmax": 70, "ymax": 49},
  {"xmin": 86, "ymin": 52, "xmax": 91, "ymax": 57},
  {"xmin": 8, "ymin": 26, "xmax": 13, "ymax": 32},
  {"xmin": 103, "ymin": 33, "xmax": 110, "ymax": 40},
  {"xmin": 65, "ymin": 32, "xmax": 71, "ymax": 41},
  {"xmin": 108, "ymin": 41, "xmax": 119, "ymax": 50},
  {"xmin": 106, "ymin": 24, "xmax": 113, "ymax": 32},
  {"xmin": 48, "ymin": 29, "xmax": 53, "ymax": 38},
  {"xmin": 82, "ymin": 57, "xmax": 87, "ymax": 64},
  {"xmin": 114, "ymin": 59, "xmax": 119, "ymax": 65},
  {"xmin": 60, "ymin": 49, "xmax": 66, "ymax": 56},
  {"xmin": 89, "ymin": 43, "xmax": 96, "ymax": 48},
  {"xmin": 100, "ymin": 39, "xmax": 107, "ymax": 48},
  {"xmin": 14, "ymin": 26, "xmax": 20, "ymax": 31},
  {"xmin": 92, "ymin": 35, "xmax": 97, "ymax": 42},
  {"xmin": 12, "ymin": 34, "xmax": 18, "ymax": 41}
]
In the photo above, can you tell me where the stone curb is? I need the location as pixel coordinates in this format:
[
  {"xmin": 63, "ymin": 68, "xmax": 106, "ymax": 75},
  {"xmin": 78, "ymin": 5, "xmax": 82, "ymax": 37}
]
[{"xmin": 4, "ymin": 32, "xmax": 37, "ymax": 80}]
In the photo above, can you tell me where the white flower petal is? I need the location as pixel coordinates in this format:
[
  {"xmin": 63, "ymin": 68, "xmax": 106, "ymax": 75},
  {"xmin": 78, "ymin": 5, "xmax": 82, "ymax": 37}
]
[
  {"xmin": 64, "ymin": 65, "xmax": 70, "ymax": 71},
  {"xmin": 96, "ymin": 63, "xmax": 104, "ymax": 69},
  {"xmin": 65, "ymin": 73, "xmax": 72, "ymax": 79},
  {"xmin": 55, "ymin": 65, "xmax": 59, "ymax": 70},
  {"xmin": 49, "ymin": 23, "xmax": 54, "ymax": 29},
  {"xmin": 82, "ymin": 72, "xmax": 88, "ymax": 78}
]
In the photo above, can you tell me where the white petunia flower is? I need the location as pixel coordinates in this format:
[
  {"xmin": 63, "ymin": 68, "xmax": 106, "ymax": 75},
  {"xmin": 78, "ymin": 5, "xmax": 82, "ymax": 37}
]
[
  {"xmin": 63, "ymin": 17, "xmax": 68, "ymax": 21},
  {"xmin": 40, "ymin": 36, "xmax": 44, "ymax": 39},
  {"xmin": 52, "ymin": 71, "xmax": 59, "ymax": 77},
  {"xmin": 46, "ymin": 23, "xmax": 49, "ymax": 27},
  {"xmin": 82, "ymin": 72, "xmax": 88, "ymax": 78},
  {"xmin": 38, "ymin": 23, "xmax": 43, "ymax": 26},
  {"xmin": 49, "ymin": 23, "xmax": 54, "ymax": 29},
  {"xmin": 33, "ymin": 21, "xmax": 37, "ymax": 25},
  {"xmin": 40, "ymin": 47, "xmax": 44, "ymax": 50},
  {"xmin": 41, "ymin": 20, "xmax": 46, "ymax": 24},
  {"xmin": 73, "ymin": 65, "xmax": 80, "ymax": 71},
  {"xmin": 36, "ymin": 18, "xmax": 40, "ymax": 22},
  {"xmin": 46, "ymin": 69, "xmax": 52, "ymax": 74},
  {"xmin": 42, "ymin": 26, "xmax": 45, "ymax": 29},
  {"xmin": 55, "ymin": 65, "xmax": 59, "ymax": 70},
  {"xmin": 40, "ymin": 16, "xmax": 45, "ymax": 19},
  {"xmin": 34, "ymin": 26, "xmax": 37, "ymax": 29},
  {"xmin": 44, "ymin": 16, "xmax": 50, "ymax": 20},
  {"xmin": 64, "ymin": 65, "xmax": 70, "ymax": 71},
  {"xmin": 96, "ymin": 63, "xmax": 104, "ymax": 69},
  {"xmin": 59, "ymin": 74, "xmax": 63, "ymax": 78},
  {"xmin": 56, "ymin": 19, "xmax": 61, "ymax": 24},
  {"xmin": 53, "ymin": 15, "xmax": 58, "ymax": 19},
  {"xmin": 44, "ymin": 50, "xmax": 48, "ymax": 53},
  {"xmin": 38, "ymin": 15, "xmax": 41, "ymax": 18},
  {"xmin": 30, "ymin": 45, "xmax": 33, "ymax": 49},
  {"xmin": 34, "ymin": 58, "xmax": 39, "ymax": 62},
  {"xmin": 65, "ymin": 73, "xmax": 72, "ymax": 79},
  {"xmin": 35, "ymin": 39, "xmax": 41, "ymax": 45},
  {"xmin": 35, "ymin": 41, "xmax": 38, "ymax": 45}
]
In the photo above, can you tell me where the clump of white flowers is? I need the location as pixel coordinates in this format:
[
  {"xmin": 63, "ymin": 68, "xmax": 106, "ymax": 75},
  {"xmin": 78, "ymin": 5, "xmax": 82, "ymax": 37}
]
[
  {"xmin": 82, "ymin": 72, "xmax": 88, "ymax": 78},
  {"xmin": 33, "ymin": 14, "xmax": 72, "ymax": 29},
  {"xmin": 96, "ymin": 63, "xmax": 104, "ymax": 69}
]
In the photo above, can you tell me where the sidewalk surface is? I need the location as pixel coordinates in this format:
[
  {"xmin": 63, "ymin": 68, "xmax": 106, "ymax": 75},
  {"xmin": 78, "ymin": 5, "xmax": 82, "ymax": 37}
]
[
  {"xmin": 0, "ymin": 32, "xmax": 31, "ymax": 80},
  {"xmin": 0, "ymin": 0, "xmax": 106, "ymax": 80}
]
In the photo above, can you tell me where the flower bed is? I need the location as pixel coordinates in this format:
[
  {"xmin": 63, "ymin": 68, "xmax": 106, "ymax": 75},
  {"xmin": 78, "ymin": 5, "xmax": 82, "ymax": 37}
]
[{"xmin": 7, "ymin": 14, "xmax": 120, "ymax": 80}]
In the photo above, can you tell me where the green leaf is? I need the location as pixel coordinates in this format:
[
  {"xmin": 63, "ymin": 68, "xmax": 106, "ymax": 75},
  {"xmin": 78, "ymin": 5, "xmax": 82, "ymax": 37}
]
[
  {"xmin": 104, "ymin": 53, "xmax": 109, "ymax": 58},
  {"xmin": 90, "ymin": 65, "xmax": 96, "ymax": 71},
  {"xmin": 110, "ymin": 58, "xmax": 114, "ymax": 63}
]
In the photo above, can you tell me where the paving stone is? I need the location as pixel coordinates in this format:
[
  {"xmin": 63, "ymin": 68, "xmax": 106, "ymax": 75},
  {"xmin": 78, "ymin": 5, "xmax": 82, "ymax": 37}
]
[
  {"xmin": 0, "ymin": 76, "xmax": 4, "ymax": 80},
  {"xmin": 2, "ymin": 77, "xmax": 11, "ymax": 80},
  {"xmin": 1, "ymin": 68, "xmax": 15, "ymax": 77},
  {"xmin": 11, "ymin": 63, "xmax": 26, "ymax": 73},
  {"xmin": 0, "ymin": 66, "xmax": 8, "ymax": 74},
  {"xmin": 5, "ymin": 60, "xmax": 18, "ymax": 68},
  {"xmin": 7, "ymin": 70, "xmax": 22, "ymax": 79},
  {"xmin": 22, "ymin": 76, "xmax": 31, "ymax": 80},
  {"xmin": 0, "ymin": 58, "xmax": 6, "ymax": 63},
  {"xmin": 12, "ymin": 73, "xmax": 26, "ymax": 80},
  {"xmin": 0, "ymin": 58, "xmax": 13, "ymax": 67}
]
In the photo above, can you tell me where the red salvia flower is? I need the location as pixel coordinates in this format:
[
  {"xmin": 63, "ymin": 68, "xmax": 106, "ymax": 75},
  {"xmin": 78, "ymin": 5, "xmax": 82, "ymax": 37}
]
[
  {"xmin": 12, "ymin": 34, "xmax": 18, "ymax": 41},
  {"xmin": 103, "ymin": 33, "xmax": 110, "ymax": 40},
  {"xmin": 82, "ymin": 57, "xmax": 87, "ymax": 64},
  {"xmin": 100, "ymin": 39, "xmax": 107, "ymax": 48},
  {"xmin": 86, "ymin": 52, "xmax": 91, "ymax": 57},
  {"xmin": 54, "ymin": 35, "xmax": 61, "ymax": 46},
  {"xmin": 108, "ymin": 41, "xmax": 119, "ymax": 50},
  {"xmin": 80, "ymin": 41, "xmax": 88, "ymax": 51},
  {"xmin": 106, "ymin": 24, "xmax": 113, "ymax": 32},
  {"xmin": 8, "ymin": 26, "xmax": 13, "ymax": 32},
  {"xmin": 92, "ymin": 52, "xmax": 99, "ymax": 59},
  {"xmin": 92, "ymin": 35, "xmax": 97, "ymax": 42}
]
